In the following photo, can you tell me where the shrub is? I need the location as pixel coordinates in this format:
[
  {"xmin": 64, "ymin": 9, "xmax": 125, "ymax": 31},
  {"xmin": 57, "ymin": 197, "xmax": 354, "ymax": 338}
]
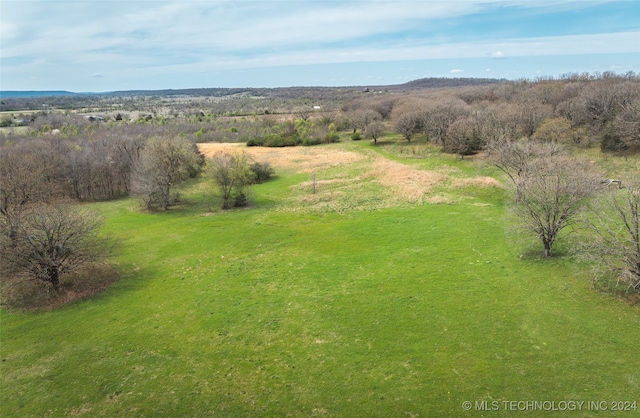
[
  {"xmin": 600, "ymin": 133, "xmax": 627, "ymax": 152},
  {"xmin": 246, "ymin": 137, "xmax": 265, "ymax": 146},
  {"xmin": 350, "ymin": 132, "xmax": 363, "ymax": 141},
  {"xmin": 232, "ymin": 190, "xmax": 248, "ymax": 207},
  {"xmin": 324, "ymin": 123, "xmax": 340, "ymax": 143},
  {"xmin": 265, "ymin": 135, "xmax": 299, "ymax": 147},
  {"xmin": 302, "ymin": 136, "xmax": 321, "ymax": 146},
  {"xmin": 250, "ymin": 161, "xmax": 275, "ymax": 183}
]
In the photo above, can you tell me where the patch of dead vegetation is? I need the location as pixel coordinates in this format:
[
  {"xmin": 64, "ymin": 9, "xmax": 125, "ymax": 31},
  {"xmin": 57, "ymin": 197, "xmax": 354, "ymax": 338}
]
[
  {"xmin": 198, "ymin": 143, "xmax": 364, "ymax": 173},
  {"xmin": 365, "ymin": 159, "xmax": 446, "ymax": 203},
  {"xmin": 426, "ymin": 195, "xmax": 455, "ymax": 204},
  {"xmin": 451, "ymin": 176, "xmax": 502, "ymax": 188}
]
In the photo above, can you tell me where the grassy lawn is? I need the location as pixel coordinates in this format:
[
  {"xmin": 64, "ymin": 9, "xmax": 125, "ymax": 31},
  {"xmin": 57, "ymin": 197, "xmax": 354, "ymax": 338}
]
[{"xmin": 1, "ymin": 141, "xmax": 638, "ymax": 417}]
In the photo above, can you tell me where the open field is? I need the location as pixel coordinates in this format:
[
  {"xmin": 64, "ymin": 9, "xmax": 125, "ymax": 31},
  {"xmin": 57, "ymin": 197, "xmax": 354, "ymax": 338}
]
[{"xmin": 1, "ymin": 141, "xmax": 639, "ymax": 417}]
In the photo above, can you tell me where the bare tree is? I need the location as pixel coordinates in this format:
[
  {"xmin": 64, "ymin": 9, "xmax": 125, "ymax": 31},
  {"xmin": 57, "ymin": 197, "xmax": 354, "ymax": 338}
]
[
  {"xmin": 393, "ymin": 112, "xmax": 418, "ymax": 142},
  {"xmin": 513, "ymin": 156, "xmax": 601, "ymax": 257},
  {"xmin": 490, "ymin": 140, "xmax": 565, "ymax": 201},
  {"xmin": 295, "ymin": 107, "xmax": 313, "ymax": 121},
  {"xmin": 610, "ymin": 98, "xmax": 640, "ymax": 146},
  {"xmin": 355, "ymin": 109, "xmax": 382, "ymax": 132},
  {"xmin": 364, "ymin": 120, "xmax": 385, "ymax": 144},
  {"xmin": 0, "ymin": 141, "xmax": 61, "ymax": 242},
  {"xmin": 512, "ymin": 101, "xmax": 552, "ymax": 138},
  {"xmin": 132, "ymin": 136, "xmax": 202, "ymax": 211},
  {"xmin": 476, "ymin": 103, "xmax": 520, "ymax": 147},
  {"xmin": 445, "ymin": 117, "xmax": 478, "ymax": 159},
  {"xmin": 418, "ymin": 101, "xmax": 467, "ymax": 146},
  {"xmin": 581, "ymin": 186, "xmax": 640, "ymax": 291},
  {"xmin": 207, "ymin": 151, "xmax": 255, "ymax": 209},
  {"xmin": 0, "ymin": 203, "xmax": 111, "ymax": 291},
  {"xmin": 581, "ymin": 80, "xmax": 622, "ymax": 130}
]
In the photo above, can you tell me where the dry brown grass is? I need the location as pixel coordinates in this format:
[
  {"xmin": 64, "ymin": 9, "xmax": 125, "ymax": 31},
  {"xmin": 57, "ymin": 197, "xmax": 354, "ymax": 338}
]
[
  {"xmin": 451, "ymin": 176, "xmax": 502, "ymax": 188},
  {"xmin": 198, "ymin": 143, "xmax": 364, "ymax": 173},
  {"xmin": 365, "ymin": 159, "xmax": 446, "ymax": 203}
]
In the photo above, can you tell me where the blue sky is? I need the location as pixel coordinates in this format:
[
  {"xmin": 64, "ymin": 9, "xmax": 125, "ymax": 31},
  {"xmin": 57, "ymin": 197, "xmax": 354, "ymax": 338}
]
[{"xmin": 1, "ymin": 0, "xmax": 639, "ymax": 92}]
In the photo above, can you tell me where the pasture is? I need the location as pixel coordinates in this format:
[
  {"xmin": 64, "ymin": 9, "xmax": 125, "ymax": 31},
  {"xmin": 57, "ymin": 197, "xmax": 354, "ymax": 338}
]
[{"xmin": 1, "ymin": 141, "xmax": 638, "ymax": 417}]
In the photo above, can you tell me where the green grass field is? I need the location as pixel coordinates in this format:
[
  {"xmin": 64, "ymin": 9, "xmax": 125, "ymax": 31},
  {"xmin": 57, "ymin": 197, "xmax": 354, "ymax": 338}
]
[{"xmin": 1, "ymin": 141, "xmax": 638, "ymax": 417}]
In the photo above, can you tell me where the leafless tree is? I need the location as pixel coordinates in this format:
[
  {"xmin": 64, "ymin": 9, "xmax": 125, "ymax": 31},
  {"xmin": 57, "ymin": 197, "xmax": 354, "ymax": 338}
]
[
  {"xmin": 610, "ymin": 98, "xmax": 640, "ymax": 146},
  {"xmin": 0, "ymin": 141, "xmax": 61, "ymax": 242},
  {"xmin": 513, "ymin": 101, "xmax": 552, "ymax": 138},
  {"xmin": 346, "ymin": 109, "xmax": 380, "ymax": 134},
  {"xmin": 393, "ymin": 112, "xmax": 418, "ymax": 142},
  {"xmin": 364, "ymin": 120, "xmax": 385, "ymax": 144},
  {"xmin": 418, "ymin": 101, "xmax": 468, "ymax": 146},
  {"xmin": 580, "ymin": 186, "xmax": 640, "ymax": 291},
  {"xmin": 513, "ymin": 156, "xmax": 601, "ymax": 257},
  {"xmin": 295, "ymin": 107, "xmax": 313, "ymax": 121},
  {"xmin": 476, "ymin": 104, "xmax": 520, "ymax": 148},
  {"xmin": 0, "ymin": 203, "xmax": 111, "ymax": 291},
  {"xmin": 490, "ymin": 140, "xmax": 565, "ymax": 197},
  {"xmin": 356, "ymin": 109, "xmax": 382, "ymax": 132},
  {"xmin": 445, "ymin": 117, "xmax": 478, "ymax": 159},
  {"xmin": 132, "ymin": 136, "xmax": 202, "ymax": 211}
]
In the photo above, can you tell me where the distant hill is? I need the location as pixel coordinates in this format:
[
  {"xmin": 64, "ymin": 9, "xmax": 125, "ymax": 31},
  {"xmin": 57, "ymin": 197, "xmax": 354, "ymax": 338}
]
[
  {"xmin": 387, "ymin": 77, "xmax": 505, "ymax": 91},
  {"xmin": 1, "ymin": 78, "xmax": 505, "ymax": 100},
  {"xmin": 0, "ymin": 91, "xmax": 79, "ymax": 98},
  {"xmin": 103, "ymin": 78, "xmax": 505, "ymax": 97},
  {"xmin": 0, "ymin": 78, "xmax": 508, "ymax": 111}
]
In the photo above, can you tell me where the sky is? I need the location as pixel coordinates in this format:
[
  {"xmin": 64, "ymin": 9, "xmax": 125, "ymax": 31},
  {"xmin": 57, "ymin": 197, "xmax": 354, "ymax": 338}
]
[{"xmin": 1, "ymin": 0, "xmax": 639, "ymax": 92}]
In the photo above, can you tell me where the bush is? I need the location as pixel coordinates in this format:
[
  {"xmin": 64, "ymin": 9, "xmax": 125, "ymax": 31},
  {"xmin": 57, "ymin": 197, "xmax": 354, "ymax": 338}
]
[
  {"xmin": 0, "ymin": 116, "xmax": 12, "ymax": 127},
  {"xmin": 247, "ymin": 134, "xmax": 301, "ymax": 147},
  {"xmin": 600, "ymin": 133, "xmax": 627, "ymax": 152},
  {"xmin": 250, "ymin": 161, "xmax": 275, "ymax": 183},
  {"xmin": 350, "ymin": 132, "xmax": 363, "ymax": 141},
  {"xmin": 302, "ymin": 136, "xmax": 321, "ymax": 146},
  {"xmin": 266, "ymin": 135, "xmax": 300, "ymax": 147},
  {"xmin": 232, "ymin": 190, "xmax": 248, "ymax": 207},
  {"xmin": 324, "ymin": 123, "xmax": 340, "ymax": 143},
  {"xmin": 246, "ymin": 137, "xmax": 265, "ymax": 146}
]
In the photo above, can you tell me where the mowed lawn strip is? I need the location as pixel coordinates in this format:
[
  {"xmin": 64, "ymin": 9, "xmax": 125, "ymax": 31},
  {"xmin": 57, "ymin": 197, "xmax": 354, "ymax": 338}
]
[{"xmin": 1, "ymin": 143, "xmax": 638, "ymax": 417}]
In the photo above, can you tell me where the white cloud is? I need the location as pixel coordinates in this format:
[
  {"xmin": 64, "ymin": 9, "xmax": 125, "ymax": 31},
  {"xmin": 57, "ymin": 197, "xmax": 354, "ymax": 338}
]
[{"xmin": 1, "ymin": 0, "xmax": 637, "ymax": 90}]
